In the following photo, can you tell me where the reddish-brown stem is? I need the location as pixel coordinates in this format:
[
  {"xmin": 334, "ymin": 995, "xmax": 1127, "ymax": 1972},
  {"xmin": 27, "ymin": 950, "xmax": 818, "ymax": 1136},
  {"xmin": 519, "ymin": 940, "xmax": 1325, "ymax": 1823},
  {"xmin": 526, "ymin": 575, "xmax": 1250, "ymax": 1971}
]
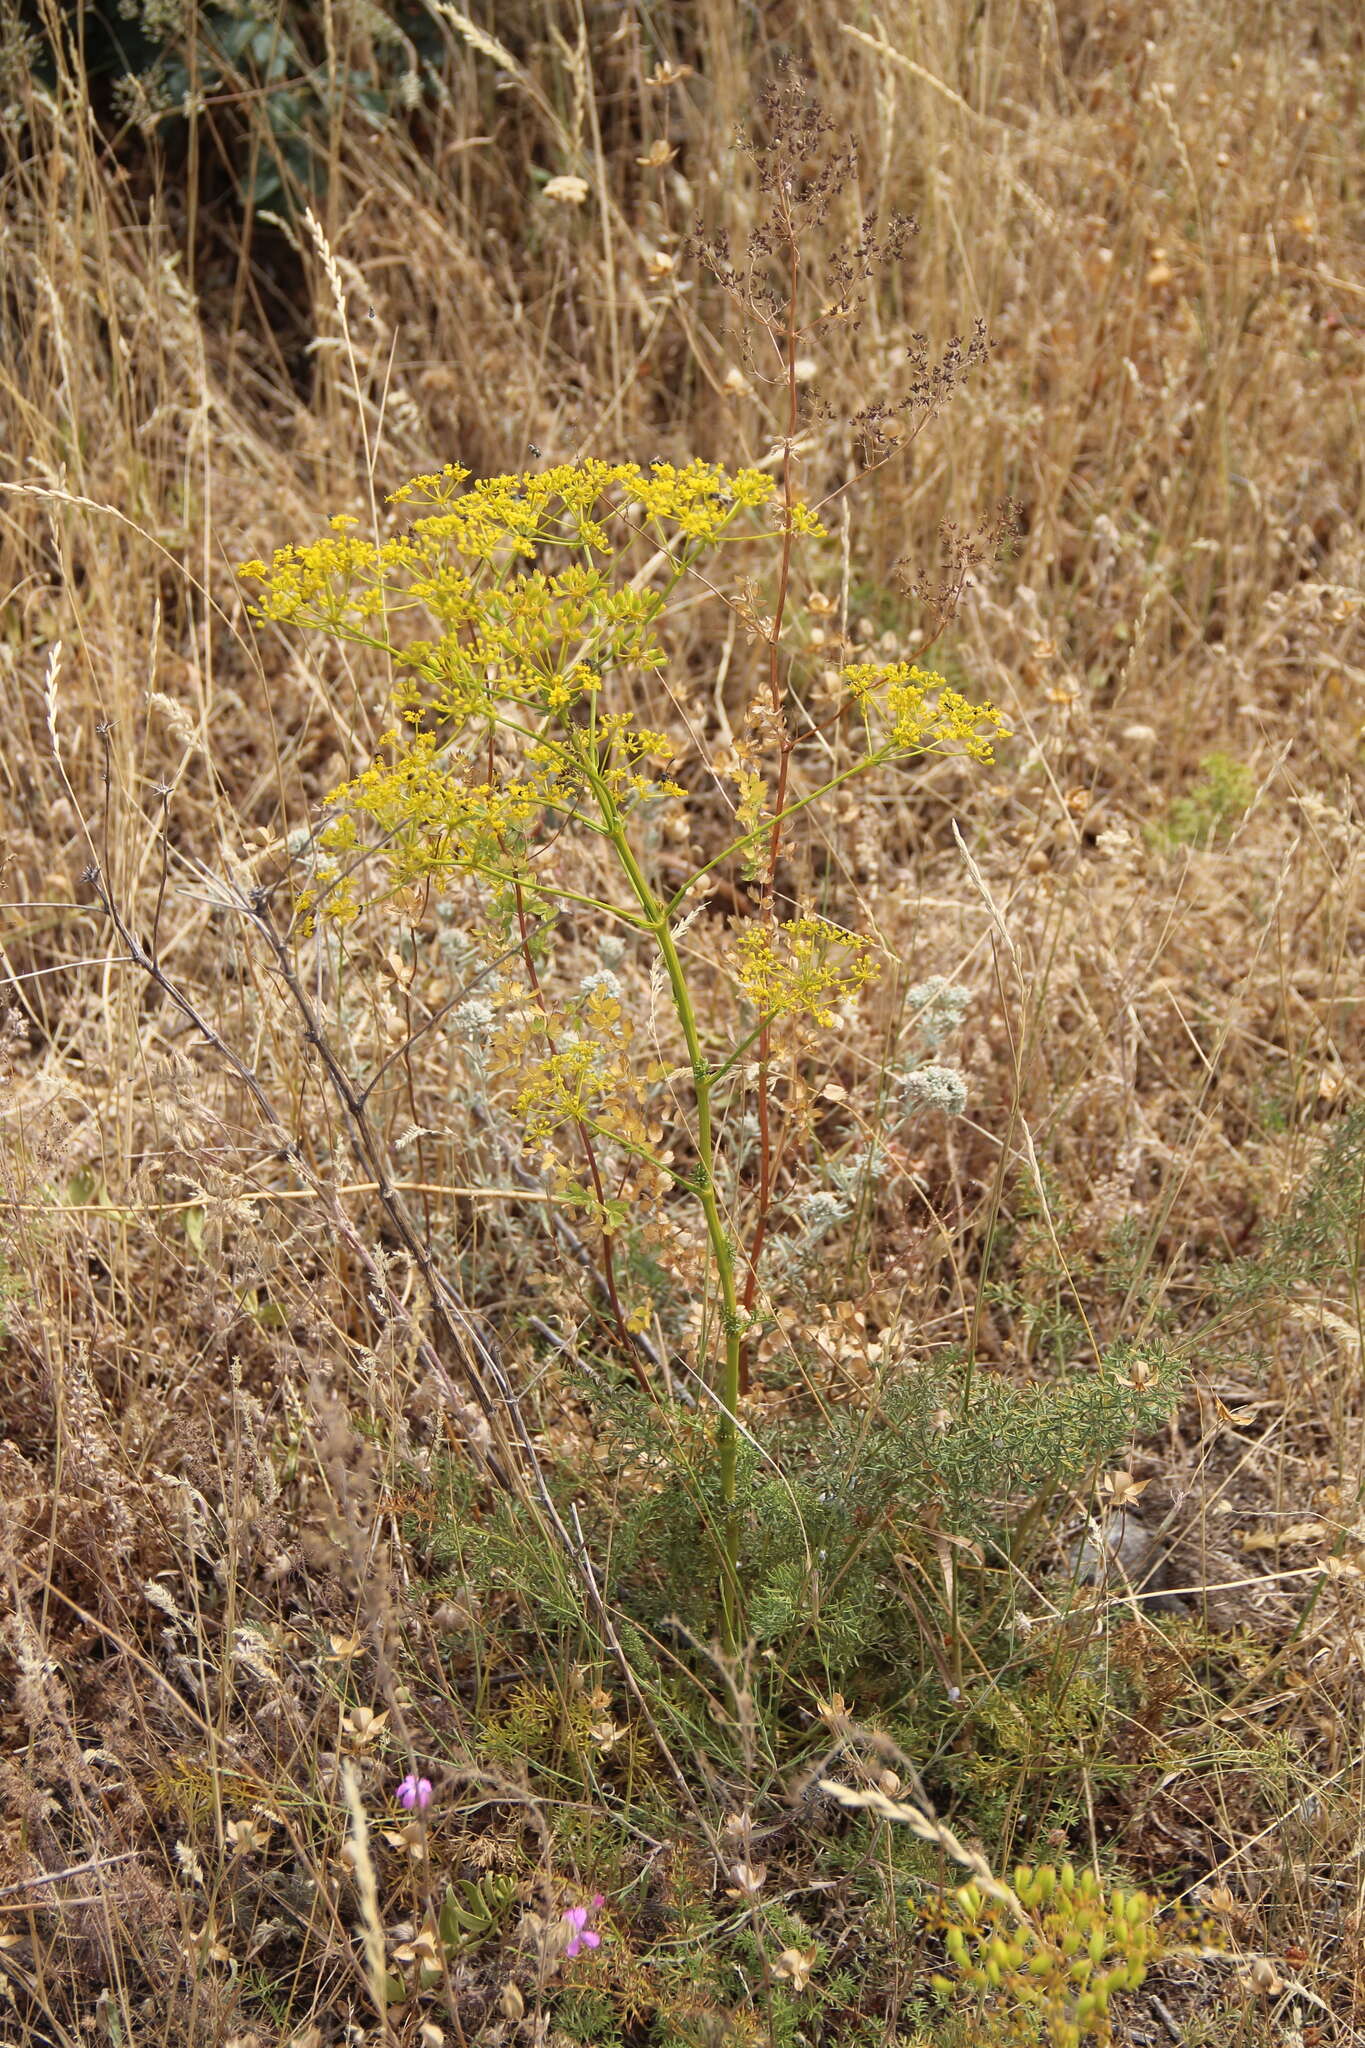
[
  {"xmin": 738, "ymin": 222, "xmax": 803, "ymax": 1395},
  {"xmin": 512, "ymin": 881, "xmax": 652, "ymax": 1394}
]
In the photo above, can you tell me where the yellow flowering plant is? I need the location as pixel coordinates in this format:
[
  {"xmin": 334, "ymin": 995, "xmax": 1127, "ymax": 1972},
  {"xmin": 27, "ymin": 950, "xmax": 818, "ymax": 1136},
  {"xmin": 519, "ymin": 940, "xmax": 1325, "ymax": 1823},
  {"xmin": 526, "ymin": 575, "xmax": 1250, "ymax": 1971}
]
[{"xmin": 239, "ymin": 453, "xmax": 1007, "ymax": 1646}]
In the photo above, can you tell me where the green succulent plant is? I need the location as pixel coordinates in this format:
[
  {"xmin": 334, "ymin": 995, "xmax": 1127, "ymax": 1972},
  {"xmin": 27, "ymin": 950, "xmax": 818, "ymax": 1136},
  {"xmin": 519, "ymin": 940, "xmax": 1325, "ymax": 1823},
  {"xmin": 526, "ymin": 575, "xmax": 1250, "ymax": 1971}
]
[{"xmin": 931, "ymin": 1862, "xmax": 1163, "ymax": 2048}]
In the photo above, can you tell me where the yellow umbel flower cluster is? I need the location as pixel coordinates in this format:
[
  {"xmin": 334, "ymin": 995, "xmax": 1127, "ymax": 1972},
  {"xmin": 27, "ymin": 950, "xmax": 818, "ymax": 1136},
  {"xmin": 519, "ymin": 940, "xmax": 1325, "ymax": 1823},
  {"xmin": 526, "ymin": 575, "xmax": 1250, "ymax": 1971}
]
[
  {"xmin": 238, "ymin": 459, "xmax": 816, "ymax": 926},
  {"xmin": 238, "ymin": 458, "xmax": 795, "ymax": 631},
  {"xmin": 319, "ymin": 731, "xmax": 544, "ymax": 889},
  {"xmin": 841, "ymin": 659, "xmax": 1010, "ymax": 763},
  {"xmin": 727, "ymin": 915, "xmax": 879, "ymax": 1029}
]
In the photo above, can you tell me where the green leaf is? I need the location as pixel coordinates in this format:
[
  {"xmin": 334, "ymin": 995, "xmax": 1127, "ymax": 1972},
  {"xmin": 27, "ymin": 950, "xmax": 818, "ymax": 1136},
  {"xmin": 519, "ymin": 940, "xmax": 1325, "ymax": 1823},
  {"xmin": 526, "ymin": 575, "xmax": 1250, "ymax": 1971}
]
[{"xmin": 438, "ymin": 1883, "xmax": 463, "ymax": 1949}]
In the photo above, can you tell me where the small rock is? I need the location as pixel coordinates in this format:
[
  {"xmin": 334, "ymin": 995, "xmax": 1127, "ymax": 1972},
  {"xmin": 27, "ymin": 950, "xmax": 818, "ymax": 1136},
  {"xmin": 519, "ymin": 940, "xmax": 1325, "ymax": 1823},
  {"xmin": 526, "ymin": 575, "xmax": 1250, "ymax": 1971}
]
[{"xmin": 1064, "ymin": 1511, "xmax": 1185, "ymax": 1613}]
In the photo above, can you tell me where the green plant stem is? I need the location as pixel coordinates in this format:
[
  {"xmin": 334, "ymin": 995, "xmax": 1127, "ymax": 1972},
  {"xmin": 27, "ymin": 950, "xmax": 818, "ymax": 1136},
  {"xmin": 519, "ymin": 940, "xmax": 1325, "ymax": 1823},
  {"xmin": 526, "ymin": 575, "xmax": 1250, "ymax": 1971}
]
[{"xmin": 593, "ymin": 780, "xmax": 744, "ymax": 1649}]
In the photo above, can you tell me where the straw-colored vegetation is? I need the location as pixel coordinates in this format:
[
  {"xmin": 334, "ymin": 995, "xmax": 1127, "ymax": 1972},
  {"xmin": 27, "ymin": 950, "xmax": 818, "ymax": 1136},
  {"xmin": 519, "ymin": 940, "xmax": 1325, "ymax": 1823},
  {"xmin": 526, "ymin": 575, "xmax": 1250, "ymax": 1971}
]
[{"xmin": 1, "ymin": 2, "xmax": 1361, "ymax": 2043}]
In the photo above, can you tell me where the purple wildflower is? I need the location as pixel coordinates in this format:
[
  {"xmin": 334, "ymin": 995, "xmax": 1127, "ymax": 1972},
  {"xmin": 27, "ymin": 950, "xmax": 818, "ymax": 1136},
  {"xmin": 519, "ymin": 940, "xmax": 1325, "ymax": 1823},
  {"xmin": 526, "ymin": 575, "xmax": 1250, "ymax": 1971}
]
[
  {"xmin": 396, "ymin": 1772, "xmax": 433, "ymax": 1811},
  {"xmin": 562, "ymin": 1893, "xmax": 605, "ymax": 1959}
]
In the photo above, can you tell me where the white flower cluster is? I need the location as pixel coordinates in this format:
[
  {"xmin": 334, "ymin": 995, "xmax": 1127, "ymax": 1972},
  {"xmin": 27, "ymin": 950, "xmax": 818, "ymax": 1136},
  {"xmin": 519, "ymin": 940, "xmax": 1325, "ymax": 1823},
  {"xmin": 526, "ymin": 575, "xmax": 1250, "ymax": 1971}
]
[
  {"xmin": 905, "ymin": 974, "xmax": 970, "ymax": 1049},
  {"xmin": 452, "ymin": 997, "xmax": 496, "ymax": 1045},
  {"xmin": 578, "ymin": 967, "xmax": 624, "ymax": 1003},
  {"xmin": 898, "ymin": 1063, "xmax": 968, "ymax": 1117},
  {"xmin": 797, "ymin": 1189, "xmax": 852, "ymax": 1239}
]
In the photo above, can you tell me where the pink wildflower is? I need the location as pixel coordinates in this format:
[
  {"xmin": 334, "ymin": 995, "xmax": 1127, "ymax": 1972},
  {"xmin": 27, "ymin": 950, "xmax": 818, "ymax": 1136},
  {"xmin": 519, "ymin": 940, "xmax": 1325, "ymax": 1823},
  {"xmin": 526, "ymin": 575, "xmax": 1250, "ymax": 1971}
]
[
  {"xmin": 562, "ymin": 1893, "xmax": 605, "ymax": 1958},
  {"xmin": 396, "ymin": 1772, "xmax": 433, "ymax": 1811}
]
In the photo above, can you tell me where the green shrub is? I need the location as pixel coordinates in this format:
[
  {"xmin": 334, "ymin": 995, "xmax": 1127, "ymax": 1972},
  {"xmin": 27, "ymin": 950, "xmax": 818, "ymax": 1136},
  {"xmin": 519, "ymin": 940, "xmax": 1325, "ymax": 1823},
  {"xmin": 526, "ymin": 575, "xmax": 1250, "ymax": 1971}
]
[
  {"xmin": 1149, "ymin": 750, "xmax": 1254, "ymax": 850},
  {"xmin": 38, "ymin": 0, "xmax": 439, "ymax": 211},
  {"xmin": 931, "ymin": 1862, "xmax": 1164, "ymax": 2047}
]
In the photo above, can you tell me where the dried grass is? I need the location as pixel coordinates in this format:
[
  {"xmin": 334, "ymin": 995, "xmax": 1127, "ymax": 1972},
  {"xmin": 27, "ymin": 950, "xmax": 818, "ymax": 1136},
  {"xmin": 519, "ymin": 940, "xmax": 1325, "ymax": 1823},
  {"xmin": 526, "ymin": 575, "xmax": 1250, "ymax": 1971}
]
[{"xmin": 1, "ymin": 0, "xmax": 1362, "ymax": 2040}]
